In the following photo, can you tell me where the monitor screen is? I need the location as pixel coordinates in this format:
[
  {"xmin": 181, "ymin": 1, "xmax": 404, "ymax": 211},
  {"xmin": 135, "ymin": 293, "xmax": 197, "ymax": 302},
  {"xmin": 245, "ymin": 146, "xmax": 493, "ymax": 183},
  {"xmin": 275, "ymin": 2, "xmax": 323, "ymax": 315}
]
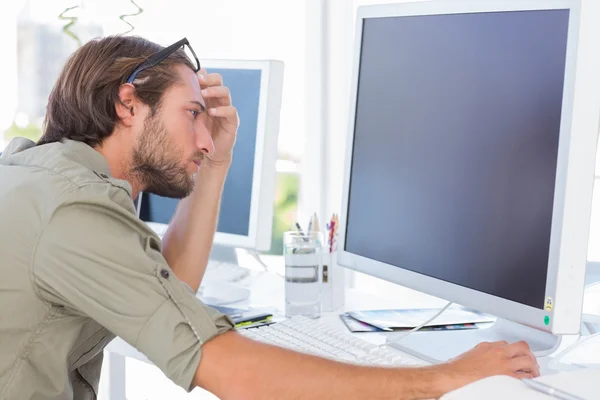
[
  {"xmin": 344, "ymin": 9, "xmax": 570, "ymax": 309},
  {"xmin": 139, "ymin": 67, "xmax": 262, "ymax": 237}
]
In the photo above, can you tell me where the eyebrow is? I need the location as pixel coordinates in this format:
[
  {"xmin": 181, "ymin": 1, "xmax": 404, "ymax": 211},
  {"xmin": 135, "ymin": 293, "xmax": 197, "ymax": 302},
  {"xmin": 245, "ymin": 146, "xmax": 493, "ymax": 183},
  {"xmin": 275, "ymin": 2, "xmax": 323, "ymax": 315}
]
[{"xmin": 188, "ymin": 100, "xmax": 206, "ymax": 112}]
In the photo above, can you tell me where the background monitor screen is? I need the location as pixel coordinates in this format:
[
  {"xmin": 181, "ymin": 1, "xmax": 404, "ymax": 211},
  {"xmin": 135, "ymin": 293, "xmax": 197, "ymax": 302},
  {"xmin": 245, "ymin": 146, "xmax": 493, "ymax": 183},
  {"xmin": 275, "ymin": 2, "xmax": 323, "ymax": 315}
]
[
  {"xmin": 344, "ymin": 9, "xmax": 570, "ymax": 309},
  {"xmin": 139, "ymin": 67, "xmax": 263, "ymax": 237}
]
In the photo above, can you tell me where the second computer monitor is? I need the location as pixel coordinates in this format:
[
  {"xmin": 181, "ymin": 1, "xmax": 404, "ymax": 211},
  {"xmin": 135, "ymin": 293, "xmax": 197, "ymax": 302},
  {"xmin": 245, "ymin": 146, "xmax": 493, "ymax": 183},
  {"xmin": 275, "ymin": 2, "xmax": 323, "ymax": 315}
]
[{"xmin": 138, "ymin": 59, "xmax": 284, "ymax": 252}]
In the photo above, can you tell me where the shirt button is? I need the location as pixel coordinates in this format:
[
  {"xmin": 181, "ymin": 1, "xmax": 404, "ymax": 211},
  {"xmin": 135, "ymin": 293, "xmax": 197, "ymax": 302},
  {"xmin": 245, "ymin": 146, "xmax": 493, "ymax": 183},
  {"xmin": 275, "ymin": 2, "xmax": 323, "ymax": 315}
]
[{"xmin": 160, "ymin": 269, "xmax": 170, "ymax": 279}]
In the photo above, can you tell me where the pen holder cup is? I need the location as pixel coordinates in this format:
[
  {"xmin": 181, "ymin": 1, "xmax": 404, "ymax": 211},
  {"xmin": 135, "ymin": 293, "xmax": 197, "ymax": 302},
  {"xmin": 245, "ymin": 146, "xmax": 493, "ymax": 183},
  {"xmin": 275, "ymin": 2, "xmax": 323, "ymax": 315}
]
[
  {"xmin": 321, "ymin": 251, "xmax": 345, "ymax": 312},
  {"xmin": 283, "ymin": 231, "xmax": 323, "ymax": 319}
]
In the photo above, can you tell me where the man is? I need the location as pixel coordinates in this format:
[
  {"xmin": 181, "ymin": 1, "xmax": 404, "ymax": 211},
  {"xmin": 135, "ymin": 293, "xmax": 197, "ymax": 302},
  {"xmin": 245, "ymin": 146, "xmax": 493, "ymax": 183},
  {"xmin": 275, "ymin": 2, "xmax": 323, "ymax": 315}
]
[{"xmin": 0, "ymin": 35, "xmax": 539, "ymax": 400}]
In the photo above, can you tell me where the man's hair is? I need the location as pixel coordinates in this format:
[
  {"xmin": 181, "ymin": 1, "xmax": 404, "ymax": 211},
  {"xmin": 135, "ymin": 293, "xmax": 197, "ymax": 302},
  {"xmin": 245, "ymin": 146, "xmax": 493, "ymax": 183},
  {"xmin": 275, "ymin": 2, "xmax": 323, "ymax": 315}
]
[{"xmin": 38, "ymin": 35, "xmax": 195, "ymax": 147}]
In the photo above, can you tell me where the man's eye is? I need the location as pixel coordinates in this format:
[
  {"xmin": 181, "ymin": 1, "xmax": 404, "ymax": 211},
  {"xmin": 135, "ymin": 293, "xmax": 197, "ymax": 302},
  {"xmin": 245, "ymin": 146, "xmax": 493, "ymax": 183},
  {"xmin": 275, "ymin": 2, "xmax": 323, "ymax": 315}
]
[{"xmin": 190, "ymin": 110, "xmax": 200, "ymax": 118}]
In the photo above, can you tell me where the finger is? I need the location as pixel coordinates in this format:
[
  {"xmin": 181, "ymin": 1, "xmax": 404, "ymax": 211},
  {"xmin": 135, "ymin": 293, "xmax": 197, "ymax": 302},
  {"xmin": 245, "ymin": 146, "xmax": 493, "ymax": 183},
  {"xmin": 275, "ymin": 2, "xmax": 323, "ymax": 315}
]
[
  {"xmin": 199, "ymin": 72, "xmax": 223, "ymax": 88},
  {"xmin": 201, "ymin": 86, "xmax": 232, "ymax": 105},
  {"xmin": 509, "ymin": 355, "xmax": 540, "ymax": 377},
  {"xmin": 487, "ymin": 341, "xmax": 509, "ymax": 348},
  {"xmin": 512, "ymin": 372, "xmax": 534, "ymax": 380},
  {"xmin": 208, "ymin": 105, "xmax": 239, "ymax": 122},
  {"xmin": 473, "ymin": 341, "xmax": 507, "ymax": 352},
  {"xmin": 504, "ymin": 341, "xmax": 532, "ymax": 358},
  {"xmin": 198, "ymin": 69, "xmax": 207, "ymax": 85}
]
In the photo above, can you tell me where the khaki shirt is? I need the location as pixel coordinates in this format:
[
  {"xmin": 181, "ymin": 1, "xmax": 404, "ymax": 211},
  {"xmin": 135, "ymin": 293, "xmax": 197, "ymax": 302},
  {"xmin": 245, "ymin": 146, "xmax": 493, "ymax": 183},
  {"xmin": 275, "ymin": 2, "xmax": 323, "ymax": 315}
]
[{"xmin": 0, "ymin": 138, "xmax": 234, "ymax": 400}]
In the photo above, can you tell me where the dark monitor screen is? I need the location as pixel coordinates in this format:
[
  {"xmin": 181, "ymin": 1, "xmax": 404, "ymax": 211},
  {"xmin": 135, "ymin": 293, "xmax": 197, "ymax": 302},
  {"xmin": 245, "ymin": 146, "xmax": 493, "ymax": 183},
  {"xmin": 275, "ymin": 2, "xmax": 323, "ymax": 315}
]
[
  {"xmin": 139, "ymin": 68, "xmax": 262, "ymax": 237},
  {"xmin": 344, "ymin": 9, "xmax": 570, "ymax": 309}
]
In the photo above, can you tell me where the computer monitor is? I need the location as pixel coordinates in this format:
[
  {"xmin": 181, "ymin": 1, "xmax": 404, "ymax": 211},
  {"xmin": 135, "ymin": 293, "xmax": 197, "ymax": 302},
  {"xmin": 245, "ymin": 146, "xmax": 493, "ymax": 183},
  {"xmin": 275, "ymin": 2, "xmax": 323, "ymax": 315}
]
[
  {"xmin": 338, "ymin": 0, "xmax": 600, "ymax": 363},
  {"xmin": 137, "ymin": 59, "xmax": 284, "ymax": 253}
]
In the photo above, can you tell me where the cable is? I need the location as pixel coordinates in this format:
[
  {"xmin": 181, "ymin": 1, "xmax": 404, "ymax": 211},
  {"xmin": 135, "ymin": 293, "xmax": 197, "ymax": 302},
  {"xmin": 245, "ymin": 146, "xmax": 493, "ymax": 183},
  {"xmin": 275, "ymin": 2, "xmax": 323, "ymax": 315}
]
[
  {"xmin": 548, "ymin": 331, "xmax": 600, "ymax": 370},
  {"xmin": 379, "ymin": 301, "xmax": 454, "ymax": 349}
]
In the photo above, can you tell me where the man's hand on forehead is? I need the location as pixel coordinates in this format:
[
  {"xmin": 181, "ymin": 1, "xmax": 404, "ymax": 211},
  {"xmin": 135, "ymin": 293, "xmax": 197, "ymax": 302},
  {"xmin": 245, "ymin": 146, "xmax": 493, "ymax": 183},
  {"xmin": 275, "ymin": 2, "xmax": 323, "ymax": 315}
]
[{"xmin": 196, "ymin": 68, "xmax": 239, "ymax": 167}]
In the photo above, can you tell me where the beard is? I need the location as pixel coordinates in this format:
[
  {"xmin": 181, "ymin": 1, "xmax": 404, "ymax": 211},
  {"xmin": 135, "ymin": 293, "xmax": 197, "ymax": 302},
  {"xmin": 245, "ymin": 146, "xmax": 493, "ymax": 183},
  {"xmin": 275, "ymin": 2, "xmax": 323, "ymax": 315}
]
[{"xmin": 130, "ymin": 112, "xmax": 196, "ymax": 199}]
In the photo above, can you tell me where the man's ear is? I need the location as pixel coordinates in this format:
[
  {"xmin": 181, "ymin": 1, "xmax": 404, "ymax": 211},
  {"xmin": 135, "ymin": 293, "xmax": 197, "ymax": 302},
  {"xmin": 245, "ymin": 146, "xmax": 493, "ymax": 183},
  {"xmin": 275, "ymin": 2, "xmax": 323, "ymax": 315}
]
[{"xmin": 115, "ymin": 83, "xmax": 137, "ymax": 127}]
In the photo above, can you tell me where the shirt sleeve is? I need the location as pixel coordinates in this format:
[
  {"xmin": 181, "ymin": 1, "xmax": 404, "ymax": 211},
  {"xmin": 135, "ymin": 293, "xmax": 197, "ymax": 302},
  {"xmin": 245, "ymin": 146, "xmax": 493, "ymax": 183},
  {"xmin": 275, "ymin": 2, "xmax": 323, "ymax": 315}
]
[{"xmin": 33, "ymin": 194, "xmax": 235, "ymax": 391}]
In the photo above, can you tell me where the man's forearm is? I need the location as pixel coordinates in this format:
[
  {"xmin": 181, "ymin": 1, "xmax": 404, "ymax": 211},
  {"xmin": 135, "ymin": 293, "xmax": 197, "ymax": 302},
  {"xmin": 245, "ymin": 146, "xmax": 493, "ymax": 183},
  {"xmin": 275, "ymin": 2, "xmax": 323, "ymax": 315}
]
[
  {"xmin": 195, "ymin": 331, "xmax": 451, "ymax": 400},
  {"xmin": 161, "ymin": 163, "xmax": 229, "ymax": 291}
]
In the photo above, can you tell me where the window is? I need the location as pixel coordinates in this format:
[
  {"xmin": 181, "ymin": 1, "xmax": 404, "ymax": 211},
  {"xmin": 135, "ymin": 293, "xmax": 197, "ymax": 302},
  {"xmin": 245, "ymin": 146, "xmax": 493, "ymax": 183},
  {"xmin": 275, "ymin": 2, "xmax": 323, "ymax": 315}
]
[{"xmin": 0, "ymin": 0, "xmax": 306, "ymax": 256}]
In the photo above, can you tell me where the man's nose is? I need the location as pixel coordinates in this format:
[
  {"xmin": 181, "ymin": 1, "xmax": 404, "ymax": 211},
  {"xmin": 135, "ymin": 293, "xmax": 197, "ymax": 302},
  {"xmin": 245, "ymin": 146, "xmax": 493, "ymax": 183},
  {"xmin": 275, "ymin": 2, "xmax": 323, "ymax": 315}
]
[{"xmin": 196, "ymin": 122, "xmax": 215, "ymax": 155}]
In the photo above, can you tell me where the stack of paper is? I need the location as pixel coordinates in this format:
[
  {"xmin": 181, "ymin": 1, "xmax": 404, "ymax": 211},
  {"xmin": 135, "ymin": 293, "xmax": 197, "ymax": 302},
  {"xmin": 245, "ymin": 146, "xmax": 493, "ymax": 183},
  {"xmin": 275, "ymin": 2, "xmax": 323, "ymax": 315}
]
[{"xmin": 340, "ymin": 306, "xmax": 495, "ymax": 332}]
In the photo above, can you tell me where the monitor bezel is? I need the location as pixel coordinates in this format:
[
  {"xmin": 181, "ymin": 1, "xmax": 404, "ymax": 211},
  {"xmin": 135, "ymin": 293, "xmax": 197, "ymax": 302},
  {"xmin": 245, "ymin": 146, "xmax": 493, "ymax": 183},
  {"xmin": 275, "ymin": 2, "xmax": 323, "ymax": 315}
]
[{"xmin": 338, "ymin": 0, "xmax": 598, "ymax": 335}]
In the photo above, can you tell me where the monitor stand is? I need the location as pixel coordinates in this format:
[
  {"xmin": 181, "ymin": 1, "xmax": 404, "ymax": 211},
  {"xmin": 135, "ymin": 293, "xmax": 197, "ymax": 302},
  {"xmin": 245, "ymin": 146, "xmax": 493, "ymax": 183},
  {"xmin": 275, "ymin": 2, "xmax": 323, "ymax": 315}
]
[
  {"xmin": 198, "ymin": 244, "xmax": 251, "ymax": 306},
  {"xmin": 386, "ymin": 317, "xmax": 575, "ymax": 365},
  {"xmin": 389, "ymin": 271, "xmax": 600, "ymax": 365}
]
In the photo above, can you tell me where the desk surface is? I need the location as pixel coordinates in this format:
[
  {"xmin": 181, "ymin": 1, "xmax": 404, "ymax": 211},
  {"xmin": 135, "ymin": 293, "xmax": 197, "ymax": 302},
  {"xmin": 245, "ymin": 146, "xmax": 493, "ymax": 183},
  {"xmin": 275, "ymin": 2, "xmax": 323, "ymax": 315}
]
[
  {"xmin": 105, "ymin": 269, "xmax": 446, "ymax": 360},
  {"xmin": 105, "ymin": 268, "xmax": 557, "ymax": 366},
  {"xmin": 103, "ymin": 265, "xmax": 600, "ymax": 400},
  {"xmin": 106, "ymin": 254, "xmax": 600, "ymax": 363}
]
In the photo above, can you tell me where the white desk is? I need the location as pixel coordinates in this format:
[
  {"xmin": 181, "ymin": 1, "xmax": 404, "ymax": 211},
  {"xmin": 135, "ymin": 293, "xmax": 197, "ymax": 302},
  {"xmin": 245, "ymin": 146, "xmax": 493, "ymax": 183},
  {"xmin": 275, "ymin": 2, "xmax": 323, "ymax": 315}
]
[
  {"xmin": 102, "ymin": 267, "xmax": 448, "ymax": 399},
  {"xmin": 102, "ymin": 265, "xmax": 600, "ymax": 399}
]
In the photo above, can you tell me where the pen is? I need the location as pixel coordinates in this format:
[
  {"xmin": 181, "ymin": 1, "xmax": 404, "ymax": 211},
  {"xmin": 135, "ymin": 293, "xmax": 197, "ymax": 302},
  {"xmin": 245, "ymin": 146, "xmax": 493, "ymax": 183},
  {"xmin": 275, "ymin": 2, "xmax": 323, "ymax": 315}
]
[
  {"xmin": 296, "ymin": 222, "xmax": 309, "ymax": 241},
  {"xmin": 313, "ymin": 213, "xmax": 320, "ymax": 233},
  {"xmin": 329, "ymin": 220, "xmax": 335, "ymax": 253},
  {"xmin": 294, "ymin": 222, "xmax": 311, "ymax": 254},
  {"xmin": 235, "ymin": 318, "xmax": 274, "ymax": 328},
  {"xmin": 571, "ymin": 363, "xmax": 600, "ymax": 370},
  {"xmin": 522, "ymin": 379, "xmax": 585, "ymax": 400}
]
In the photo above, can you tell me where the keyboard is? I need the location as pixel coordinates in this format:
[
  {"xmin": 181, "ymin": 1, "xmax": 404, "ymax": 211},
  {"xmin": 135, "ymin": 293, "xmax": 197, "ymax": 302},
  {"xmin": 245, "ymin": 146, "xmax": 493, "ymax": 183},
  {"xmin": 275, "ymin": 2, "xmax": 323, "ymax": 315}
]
[{"xmin": 238, "ymin": 315, "xmax": 428, "ymax": 367}]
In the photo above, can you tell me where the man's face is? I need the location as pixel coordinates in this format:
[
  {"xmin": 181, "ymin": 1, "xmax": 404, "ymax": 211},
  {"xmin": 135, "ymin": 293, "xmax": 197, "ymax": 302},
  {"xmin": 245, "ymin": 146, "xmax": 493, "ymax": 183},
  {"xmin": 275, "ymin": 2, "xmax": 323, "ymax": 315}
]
[{"xmin": 130, "ymin": 65, "xmax": 213, "ymax": 198}]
